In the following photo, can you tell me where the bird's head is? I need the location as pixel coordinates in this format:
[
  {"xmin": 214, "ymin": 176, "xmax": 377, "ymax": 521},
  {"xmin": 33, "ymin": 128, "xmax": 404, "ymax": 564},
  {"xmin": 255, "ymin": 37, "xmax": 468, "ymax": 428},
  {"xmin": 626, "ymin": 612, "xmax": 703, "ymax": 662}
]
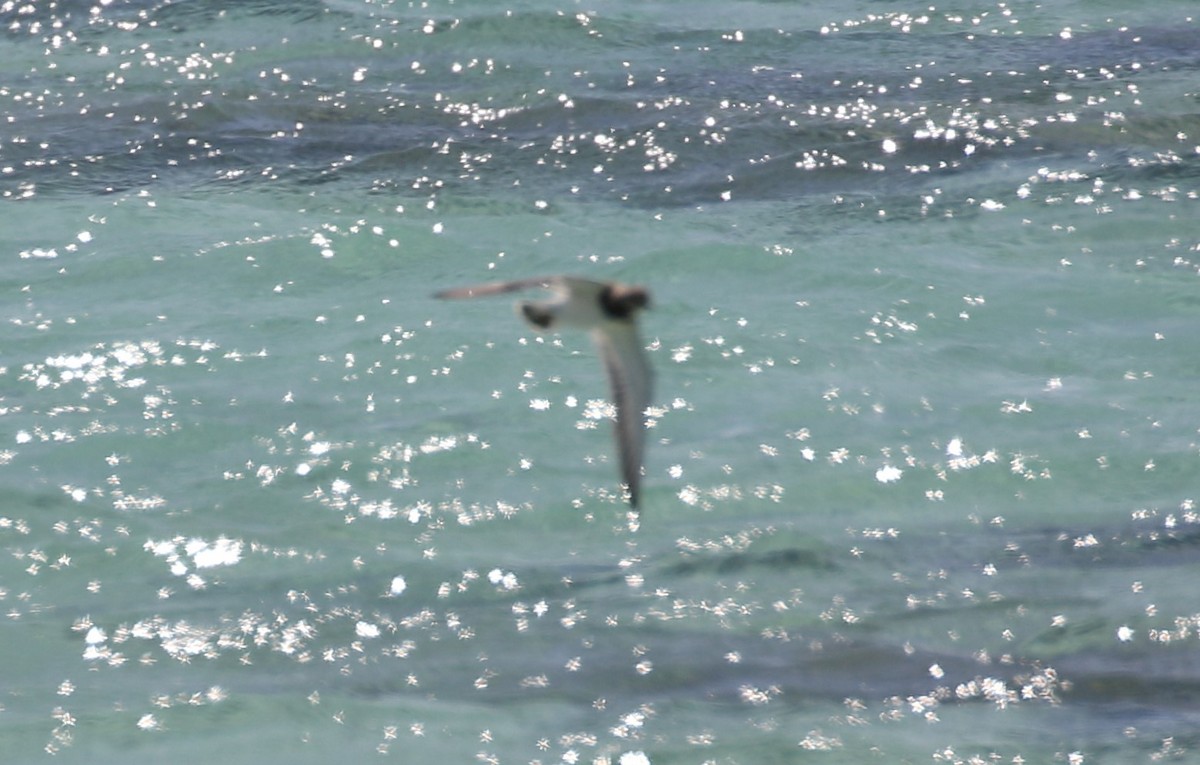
[{"xmin": 601, "ymin": 283, "xmax": 650, "ymax": 319}]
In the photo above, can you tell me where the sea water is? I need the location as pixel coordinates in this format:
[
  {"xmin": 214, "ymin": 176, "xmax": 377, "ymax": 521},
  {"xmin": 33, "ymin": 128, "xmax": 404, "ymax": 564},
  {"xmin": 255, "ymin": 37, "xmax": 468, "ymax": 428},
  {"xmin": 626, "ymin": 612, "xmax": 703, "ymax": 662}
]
[{"xmin": 2, "ymin": 1, "xmax": 1200, "ymax": 762}]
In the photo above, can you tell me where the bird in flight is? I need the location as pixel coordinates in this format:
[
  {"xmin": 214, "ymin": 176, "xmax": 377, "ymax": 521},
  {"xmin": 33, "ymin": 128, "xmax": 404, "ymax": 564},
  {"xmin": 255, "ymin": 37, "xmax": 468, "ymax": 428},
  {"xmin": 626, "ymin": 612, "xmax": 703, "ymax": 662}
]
[{"xmin": 434, "ymin": 276, "xmax": 652, "ymax": 510}]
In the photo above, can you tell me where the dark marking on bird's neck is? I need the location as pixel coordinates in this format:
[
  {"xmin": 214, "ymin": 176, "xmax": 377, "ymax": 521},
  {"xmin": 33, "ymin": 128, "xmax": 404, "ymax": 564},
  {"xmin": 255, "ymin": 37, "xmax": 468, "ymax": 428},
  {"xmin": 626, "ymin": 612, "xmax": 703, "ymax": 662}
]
[{"xmin": 600, "ymin": 284, "xmax": 650, "ymax": 320}]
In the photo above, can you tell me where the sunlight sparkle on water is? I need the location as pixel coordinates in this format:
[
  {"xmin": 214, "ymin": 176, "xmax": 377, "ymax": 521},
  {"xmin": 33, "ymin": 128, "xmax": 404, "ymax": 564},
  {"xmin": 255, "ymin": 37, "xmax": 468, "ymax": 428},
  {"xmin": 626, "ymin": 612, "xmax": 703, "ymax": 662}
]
[
  {"xmin": 875, "ymin": 465, "xmax": 903, "ymax": 483},
  {"xmin": 3, "ymin": 1, "xmax": 1196, "ymax": 760}
]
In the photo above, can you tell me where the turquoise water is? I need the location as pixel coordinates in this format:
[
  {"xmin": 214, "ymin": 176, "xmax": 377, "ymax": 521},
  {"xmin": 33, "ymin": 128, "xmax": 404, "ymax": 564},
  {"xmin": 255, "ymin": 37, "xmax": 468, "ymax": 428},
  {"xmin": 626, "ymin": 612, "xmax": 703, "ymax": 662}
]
[{"xmin": 3, "ymin": 1, "xmax": 1200, "ymax": 762}]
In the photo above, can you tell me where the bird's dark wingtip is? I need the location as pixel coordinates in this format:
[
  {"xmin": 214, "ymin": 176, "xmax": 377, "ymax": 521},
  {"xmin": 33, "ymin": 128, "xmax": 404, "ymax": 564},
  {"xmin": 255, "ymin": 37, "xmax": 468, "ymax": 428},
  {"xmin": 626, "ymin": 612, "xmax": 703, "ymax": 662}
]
[{"xmin": 626, "ymin": 485, "xmax": 640, "ymax": 512}]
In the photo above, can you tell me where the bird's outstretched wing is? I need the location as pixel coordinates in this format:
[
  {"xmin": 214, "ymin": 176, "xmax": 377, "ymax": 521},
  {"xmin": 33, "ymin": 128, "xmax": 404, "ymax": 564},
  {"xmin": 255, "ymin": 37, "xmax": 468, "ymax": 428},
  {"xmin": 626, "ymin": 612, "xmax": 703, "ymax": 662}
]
[
  {"xmin": 433, "ymin": 277, "xmax": 564, "ymax": 300},
  {"xmin": 592, "ymin": 322, "xmax": 652, "ymax": 510}
]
